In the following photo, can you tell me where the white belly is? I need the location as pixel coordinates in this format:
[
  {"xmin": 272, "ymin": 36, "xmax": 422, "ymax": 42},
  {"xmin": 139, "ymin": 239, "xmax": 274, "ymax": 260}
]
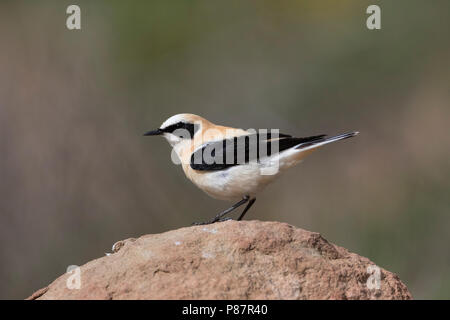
[
  {"xmin": 194, "ymin": 164, "xmax": 275, "ymax": 200},
  {"xmin": 183, "ymin": 147, "xmax": 312, "ymax": 201}
]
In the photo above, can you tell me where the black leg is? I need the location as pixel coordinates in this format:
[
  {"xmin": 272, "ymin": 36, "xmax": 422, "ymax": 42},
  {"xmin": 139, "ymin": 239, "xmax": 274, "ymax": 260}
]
[
  {"xmin": 192, "ymin": 196, "xmax": 249, "ymax": 225},
  {"xmin": 237, "ymin": 198, "xmax": 256, "ymax": 221}
]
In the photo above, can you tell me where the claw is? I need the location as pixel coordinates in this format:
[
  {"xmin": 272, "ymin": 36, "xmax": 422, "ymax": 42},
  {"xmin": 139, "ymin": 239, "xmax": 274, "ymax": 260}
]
[
  {"xmin": 192, "ymin": 221, "xmax": 208, "ymax": 226},
  {"xmin": 192, "ymin": 217, "xmax": 233, "ymax": 225}
]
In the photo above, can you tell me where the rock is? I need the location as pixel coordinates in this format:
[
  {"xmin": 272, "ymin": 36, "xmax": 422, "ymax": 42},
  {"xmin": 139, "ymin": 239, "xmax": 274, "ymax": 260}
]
[{"xmin": 28, "ymin": 220, "xmax": 412, "ymax": 300}]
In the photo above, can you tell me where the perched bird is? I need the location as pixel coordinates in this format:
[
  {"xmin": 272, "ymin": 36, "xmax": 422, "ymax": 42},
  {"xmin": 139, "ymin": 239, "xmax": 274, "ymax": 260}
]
[{"xmin": 144, "ymin": 114, "xmax": 358, "ymax": 225}]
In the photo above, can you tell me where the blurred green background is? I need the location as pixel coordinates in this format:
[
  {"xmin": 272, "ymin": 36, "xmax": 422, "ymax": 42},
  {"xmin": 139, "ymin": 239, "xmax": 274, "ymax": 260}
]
[{"xmin": 1, "ymin": 0, "xmax": 449, "ymax": 299}]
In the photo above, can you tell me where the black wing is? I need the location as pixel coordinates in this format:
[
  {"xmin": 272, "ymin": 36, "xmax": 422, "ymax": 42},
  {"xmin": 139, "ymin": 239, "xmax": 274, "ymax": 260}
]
[{"xmin": 190, "ymin": 132, "xmax": 326, "ymax": 171}]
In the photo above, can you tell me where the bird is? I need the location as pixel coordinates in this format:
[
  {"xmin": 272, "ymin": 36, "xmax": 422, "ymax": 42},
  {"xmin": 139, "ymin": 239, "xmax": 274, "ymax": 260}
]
[{"xmin": 144, "ymin": 114, "xmax": 358, "ymax": 225}]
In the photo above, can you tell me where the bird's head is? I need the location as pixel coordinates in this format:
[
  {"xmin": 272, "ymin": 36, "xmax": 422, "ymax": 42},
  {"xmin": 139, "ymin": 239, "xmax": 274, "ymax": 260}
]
[{"xmin": 144, "ymin": 114, "xmax": 208, "ymax": 148}]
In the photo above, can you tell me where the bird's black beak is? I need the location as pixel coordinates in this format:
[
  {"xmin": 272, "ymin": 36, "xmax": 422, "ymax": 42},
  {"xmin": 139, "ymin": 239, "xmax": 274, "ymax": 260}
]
[{"xmin": 143, "ymin": 128, "xmax": 163, "ymax": 136}]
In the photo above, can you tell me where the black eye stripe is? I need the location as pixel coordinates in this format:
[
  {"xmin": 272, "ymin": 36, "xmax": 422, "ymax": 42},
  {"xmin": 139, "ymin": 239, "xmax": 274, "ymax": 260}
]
[{"xmin": 161, "ymin": 122, "xmax": 199, "ymax": 138}]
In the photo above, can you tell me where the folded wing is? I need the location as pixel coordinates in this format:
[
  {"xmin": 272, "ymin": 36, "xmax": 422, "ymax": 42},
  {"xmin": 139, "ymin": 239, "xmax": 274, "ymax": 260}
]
[{"xmin": 190, "ymin": 132, "xmax": 326, "ymax": 171}]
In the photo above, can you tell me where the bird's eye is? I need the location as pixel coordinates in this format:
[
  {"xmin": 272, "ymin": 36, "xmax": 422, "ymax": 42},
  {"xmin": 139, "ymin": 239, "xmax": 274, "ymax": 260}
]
[{"xmin": 172, "ymin": 128, "xmax": 190, "ymax": 139}]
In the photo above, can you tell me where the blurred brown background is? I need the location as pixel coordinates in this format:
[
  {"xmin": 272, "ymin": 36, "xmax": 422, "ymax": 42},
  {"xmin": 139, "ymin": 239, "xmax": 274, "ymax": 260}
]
[{"xmin": 1, "ymin": 0, "xmax": 449, "ymax": 299}]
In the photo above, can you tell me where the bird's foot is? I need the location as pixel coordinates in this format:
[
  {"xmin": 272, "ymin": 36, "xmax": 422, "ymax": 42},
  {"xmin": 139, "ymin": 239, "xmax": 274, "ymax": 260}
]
[
  {"xmin": 192, "ymin": 217, "xmax": 233, "ymax": 225},
  {"xmin": 191, "ymin": 221, "xmax": 209, "ymax": 226}
]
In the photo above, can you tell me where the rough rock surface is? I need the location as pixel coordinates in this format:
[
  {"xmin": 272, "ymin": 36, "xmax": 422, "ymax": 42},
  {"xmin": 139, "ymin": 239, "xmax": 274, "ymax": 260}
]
[{"xmin": 28, "ymin": 220, "xmax": 412, "ymax": 300}]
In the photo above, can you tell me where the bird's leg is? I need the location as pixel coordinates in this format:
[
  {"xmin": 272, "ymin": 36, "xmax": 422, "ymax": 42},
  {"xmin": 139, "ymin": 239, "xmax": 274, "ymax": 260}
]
[
  {"xmin": 192, "ymin": 196, "xmax": 249, "ymax": 225},
  {"xmin": 237, "ymin": 198, "xmax": 256, "ymax": 221}
]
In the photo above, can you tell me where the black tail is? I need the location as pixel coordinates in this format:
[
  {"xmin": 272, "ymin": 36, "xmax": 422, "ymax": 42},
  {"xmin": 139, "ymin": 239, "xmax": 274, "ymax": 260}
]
[{"xmin": 295, "ymin": 131, "xmax": 359, "ymax": 150}]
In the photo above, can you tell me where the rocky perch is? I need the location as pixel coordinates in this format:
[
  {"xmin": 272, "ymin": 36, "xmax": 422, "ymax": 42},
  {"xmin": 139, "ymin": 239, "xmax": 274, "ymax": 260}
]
[{"xmin": 28, "ymin": 220, "xmax": 412, "ymax": 300}]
